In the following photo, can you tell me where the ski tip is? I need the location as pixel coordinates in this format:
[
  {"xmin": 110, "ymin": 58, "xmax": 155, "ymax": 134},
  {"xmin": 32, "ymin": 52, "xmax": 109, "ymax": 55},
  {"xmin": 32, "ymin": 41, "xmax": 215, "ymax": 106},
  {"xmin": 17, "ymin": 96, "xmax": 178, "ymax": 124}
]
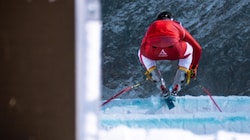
[{"xmin": 164, "ymin": 98, "xmax": 175, "ymax": 110}]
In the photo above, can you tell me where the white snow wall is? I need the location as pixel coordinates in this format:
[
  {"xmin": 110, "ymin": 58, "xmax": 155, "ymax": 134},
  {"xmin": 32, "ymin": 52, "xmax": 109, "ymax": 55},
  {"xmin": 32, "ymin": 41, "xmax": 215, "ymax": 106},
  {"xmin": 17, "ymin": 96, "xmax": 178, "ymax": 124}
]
[{"xmin": 75, "ymin": 0, "xmax": 101, "ymax": 140}]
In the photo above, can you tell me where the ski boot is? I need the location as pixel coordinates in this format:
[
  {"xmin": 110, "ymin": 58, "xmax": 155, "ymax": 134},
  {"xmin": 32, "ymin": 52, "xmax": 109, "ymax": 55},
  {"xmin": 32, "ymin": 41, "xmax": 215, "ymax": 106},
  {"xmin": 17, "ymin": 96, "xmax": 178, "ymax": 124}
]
[{"xmin": 171, "ymin": 66, "xmax": 191, "ymax": 93}]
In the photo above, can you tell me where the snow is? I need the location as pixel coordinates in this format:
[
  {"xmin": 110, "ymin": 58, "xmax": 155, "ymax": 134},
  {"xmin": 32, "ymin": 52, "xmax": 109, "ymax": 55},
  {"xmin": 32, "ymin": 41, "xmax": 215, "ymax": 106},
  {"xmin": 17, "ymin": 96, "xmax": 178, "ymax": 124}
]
[
  {"xmin": 99, "ymin": 127, "xmax": 250, "ymax": 140},
  {"xmin": 75, "ymin": 0, "xmax": 101, "ymax": 140},
  {"xmin": 99, "ymin": 96, "xmax": 250, "ymax": 140}
]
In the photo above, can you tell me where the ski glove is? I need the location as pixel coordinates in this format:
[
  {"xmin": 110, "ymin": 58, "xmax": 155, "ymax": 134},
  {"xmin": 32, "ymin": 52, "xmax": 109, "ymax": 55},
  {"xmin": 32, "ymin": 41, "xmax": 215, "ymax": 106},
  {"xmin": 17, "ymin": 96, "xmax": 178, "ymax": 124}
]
[
  {"xmin": 145, "ymin": 66, "xmax": 160, "ymax": 82},
  {"xmin": 190, "ymin": 64, "xmax": 198, "ymax": 79},
  {"xmin": 176, "ymin": 66, "xmax": 191, "ymax": 85}
]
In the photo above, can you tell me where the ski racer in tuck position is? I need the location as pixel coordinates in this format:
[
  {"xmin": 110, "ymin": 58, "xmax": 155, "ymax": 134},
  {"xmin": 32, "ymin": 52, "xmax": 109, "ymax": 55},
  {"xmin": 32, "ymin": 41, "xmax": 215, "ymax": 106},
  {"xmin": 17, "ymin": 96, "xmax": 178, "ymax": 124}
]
[{"xmin": 138, "ymin": 11, "xmax": 202, "ymax": 99}]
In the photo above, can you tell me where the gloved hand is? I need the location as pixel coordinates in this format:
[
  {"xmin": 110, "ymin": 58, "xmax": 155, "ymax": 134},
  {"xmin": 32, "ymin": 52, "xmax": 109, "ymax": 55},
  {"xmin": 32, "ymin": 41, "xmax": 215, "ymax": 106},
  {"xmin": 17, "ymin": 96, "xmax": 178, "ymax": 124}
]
[
  {"xmin": 145, "ymin": 66, "xmax": 161, "ymax": 82},
  {"xmin": 189, "ymin": 64, "xmax": 198, "ymax": 79},
  {"xmin": 145, "ymin": 70, "xmax": 154, "ymax": 82}
]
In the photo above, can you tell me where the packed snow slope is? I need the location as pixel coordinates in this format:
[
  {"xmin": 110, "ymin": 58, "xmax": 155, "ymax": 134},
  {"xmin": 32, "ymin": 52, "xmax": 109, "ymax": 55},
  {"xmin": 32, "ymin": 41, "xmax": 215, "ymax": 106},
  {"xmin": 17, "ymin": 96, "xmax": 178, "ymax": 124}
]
[
  {"xmin": 101, "ymin": 0, "xmax": 250, "ymax": 99},
  {"xmin": 101, "ymin": 96, "xmax": 250, "ymax": 135}
]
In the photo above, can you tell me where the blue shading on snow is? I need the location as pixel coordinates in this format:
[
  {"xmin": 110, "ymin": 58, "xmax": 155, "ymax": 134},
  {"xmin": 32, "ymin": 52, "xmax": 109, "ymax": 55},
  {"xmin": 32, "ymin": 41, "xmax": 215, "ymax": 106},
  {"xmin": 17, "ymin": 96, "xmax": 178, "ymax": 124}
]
[{"xmin": 100, "ymin": 96, "xmax": 250, "ymax": 136}]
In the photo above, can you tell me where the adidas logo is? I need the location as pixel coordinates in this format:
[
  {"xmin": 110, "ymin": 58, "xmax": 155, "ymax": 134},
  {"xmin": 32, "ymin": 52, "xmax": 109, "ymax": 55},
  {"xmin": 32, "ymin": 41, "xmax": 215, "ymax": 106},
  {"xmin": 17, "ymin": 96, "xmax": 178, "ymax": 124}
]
[{"xmin": 158, "ymin": 49, "xmax": 168, "ymax": 57}]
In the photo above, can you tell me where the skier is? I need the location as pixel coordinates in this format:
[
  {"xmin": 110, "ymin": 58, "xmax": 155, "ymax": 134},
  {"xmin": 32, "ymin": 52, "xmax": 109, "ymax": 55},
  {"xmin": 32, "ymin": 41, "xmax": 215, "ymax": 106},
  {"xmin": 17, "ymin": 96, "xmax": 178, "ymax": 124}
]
[{"xmin": 138, "ymin": 11, "xmax": 202, "ymax": 97}]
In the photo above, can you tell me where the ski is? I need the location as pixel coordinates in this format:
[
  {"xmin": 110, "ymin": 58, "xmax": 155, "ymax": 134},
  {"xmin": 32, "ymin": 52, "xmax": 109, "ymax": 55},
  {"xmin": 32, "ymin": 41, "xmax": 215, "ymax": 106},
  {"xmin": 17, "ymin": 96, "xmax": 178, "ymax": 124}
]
[
  {"xmin": 163, "ymin": 95, "xmax": 176, "ymax": 109},
  {"xmin": 161, "ymin": 85, "xmax": 178, "ymax": 110}
]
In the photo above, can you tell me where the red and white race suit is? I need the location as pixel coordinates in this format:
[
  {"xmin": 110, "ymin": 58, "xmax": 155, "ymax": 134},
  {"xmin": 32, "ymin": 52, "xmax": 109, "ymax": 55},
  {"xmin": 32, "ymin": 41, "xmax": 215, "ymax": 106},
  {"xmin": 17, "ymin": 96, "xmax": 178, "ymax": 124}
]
[{"xmin": 138, "ymin": 19, "xmax": 202, "ymax": 70}]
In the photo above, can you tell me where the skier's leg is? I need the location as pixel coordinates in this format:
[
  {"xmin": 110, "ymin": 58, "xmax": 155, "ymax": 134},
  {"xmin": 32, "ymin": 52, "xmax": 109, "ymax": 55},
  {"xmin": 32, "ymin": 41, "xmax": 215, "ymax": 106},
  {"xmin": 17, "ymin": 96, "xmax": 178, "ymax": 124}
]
[
  {"xmin": 138, "ymin": 50, "xmax": 167, "ymax": 91},
  {"xmin": 178, "ymin": 43, "xmax": 193, "ymax": 70},
  {"xmin": 138, "ymin": 50, "xmax": 157, "ymax": 71},
  {"xmin": 172, "ymin": 43, "xmax": 193, "ymax": 94}
]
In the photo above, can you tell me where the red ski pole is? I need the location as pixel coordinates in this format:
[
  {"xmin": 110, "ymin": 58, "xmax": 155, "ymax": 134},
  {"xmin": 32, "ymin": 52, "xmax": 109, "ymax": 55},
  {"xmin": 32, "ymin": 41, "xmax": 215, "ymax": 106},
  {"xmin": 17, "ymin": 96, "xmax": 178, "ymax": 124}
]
[
  {"xmin": 101, "ymin": 80, "xmax": 147, "ymax": 107},
  {"xmin": 195, "ymin": 80, "xmax": 222, "ymax": 112}
]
